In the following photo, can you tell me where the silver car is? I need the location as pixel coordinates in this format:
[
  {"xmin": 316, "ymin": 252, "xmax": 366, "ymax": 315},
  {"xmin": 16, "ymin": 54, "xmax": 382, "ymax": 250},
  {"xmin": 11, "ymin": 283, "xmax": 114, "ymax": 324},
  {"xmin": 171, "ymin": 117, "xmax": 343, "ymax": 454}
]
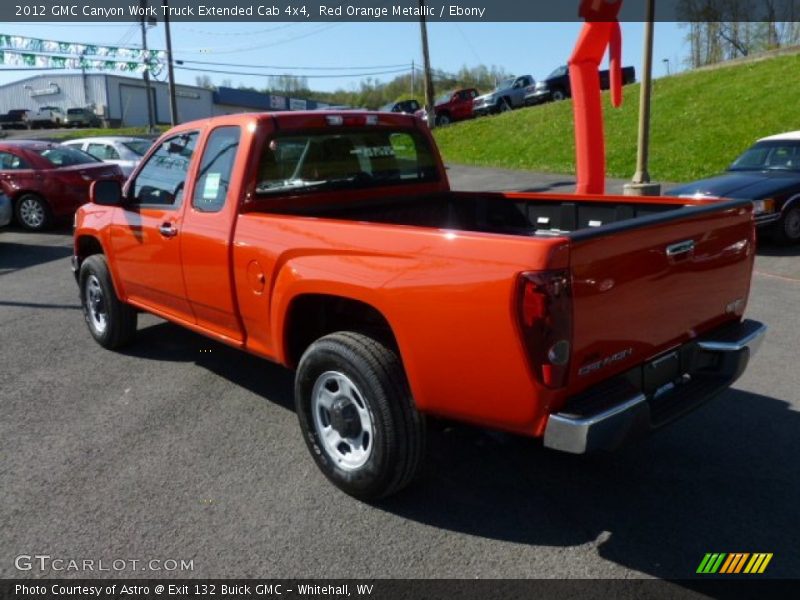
[
  {"xmin": 61, "ymin": 136, "xmax": 153, "ymax": 178},
  {"xmin": 0, "ymin": 192, "xmax": 12, "ymax": 228}
]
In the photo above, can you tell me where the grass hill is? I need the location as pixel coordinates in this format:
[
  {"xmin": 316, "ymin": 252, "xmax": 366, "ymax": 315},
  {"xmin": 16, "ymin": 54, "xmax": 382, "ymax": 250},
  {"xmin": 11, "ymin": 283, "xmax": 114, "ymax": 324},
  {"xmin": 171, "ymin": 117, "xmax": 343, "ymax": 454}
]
[{"xmin": 433, "ymin": 52, "xmax": 800, "ymax": 183}]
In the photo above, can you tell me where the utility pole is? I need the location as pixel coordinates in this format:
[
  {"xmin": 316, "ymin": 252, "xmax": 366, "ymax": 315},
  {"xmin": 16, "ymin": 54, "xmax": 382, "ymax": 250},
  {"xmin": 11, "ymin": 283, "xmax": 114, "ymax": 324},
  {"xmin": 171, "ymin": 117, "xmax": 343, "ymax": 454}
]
[
  {"xmin": 624, "ymin": 0, "xmax": 661, "ymax": 196},
  {"xmin": 140, "ymin": 0, "xmax": 156, "ymax": 133},
  {"xmin": 419, "ymin": 0, "xmax": 435, "ymax": 128},
  {"xmin": 163, "ymin": 0, "xmax": 178, "ymax": 125},
  {"xmin": 411, "ymin": 59, "xmax": 415, "ymax": 98}
]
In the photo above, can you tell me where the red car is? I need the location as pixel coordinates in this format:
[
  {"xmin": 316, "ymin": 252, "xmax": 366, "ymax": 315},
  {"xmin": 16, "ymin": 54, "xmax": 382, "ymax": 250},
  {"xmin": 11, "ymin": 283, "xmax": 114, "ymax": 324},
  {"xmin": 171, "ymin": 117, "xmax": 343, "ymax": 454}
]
[
  {"xmin": 416, "ymin": 88, "xmax": 479, "ymax": 126},
  {"xmin": 0, "ymin": 140, "xmax": 124, "ymax": 230}
]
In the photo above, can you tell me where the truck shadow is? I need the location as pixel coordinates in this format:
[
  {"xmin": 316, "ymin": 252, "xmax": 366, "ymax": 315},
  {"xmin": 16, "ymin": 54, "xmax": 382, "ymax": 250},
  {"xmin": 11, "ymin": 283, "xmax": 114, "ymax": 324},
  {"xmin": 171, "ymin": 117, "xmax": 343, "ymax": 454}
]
[
  {"xmin": 124, "ymin": 321, "xmax": 797, "ymax": 580},
  {"xmin": 380, "ymin": 388, "xmax": 799, "ymax": 579},
  {"xmin": 0, "ymin": 241, "xmax": 73, "ymax": 275}
]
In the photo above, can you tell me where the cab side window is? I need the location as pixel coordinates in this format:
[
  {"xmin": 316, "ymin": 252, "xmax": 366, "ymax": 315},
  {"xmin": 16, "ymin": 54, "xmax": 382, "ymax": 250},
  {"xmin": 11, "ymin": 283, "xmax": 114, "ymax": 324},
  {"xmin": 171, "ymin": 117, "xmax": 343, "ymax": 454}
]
[
  {"xmin": 192, "ymin": 126, "xmax": 241, "ymax": 213},
  {"xmin": 131, "ymin": 132, "xmax": 198, "ymax": 207}
]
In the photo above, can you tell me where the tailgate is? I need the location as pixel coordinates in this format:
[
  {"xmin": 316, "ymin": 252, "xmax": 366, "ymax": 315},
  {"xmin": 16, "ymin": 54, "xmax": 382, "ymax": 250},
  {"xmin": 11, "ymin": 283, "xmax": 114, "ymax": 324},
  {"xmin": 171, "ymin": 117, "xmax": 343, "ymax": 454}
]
[{"xmin": 567, "ymin": 199, "xmax": 755, "ymax": 392}]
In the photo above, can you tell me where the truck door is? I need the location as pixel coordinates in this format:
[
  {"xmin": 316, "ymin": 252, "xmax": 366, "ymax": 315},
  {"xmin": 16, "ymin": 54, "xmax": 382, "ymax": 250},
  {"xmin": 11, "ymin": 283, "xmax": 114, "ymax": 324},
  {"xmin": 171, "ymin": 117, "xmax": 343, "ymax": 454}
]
[
  {"xmin": 179, "ymin": 125, "xmax": 246, "ymax": 344},
  {"xmin": 108, "ymin": 131, "xmax": 199, "ymax": 323}
]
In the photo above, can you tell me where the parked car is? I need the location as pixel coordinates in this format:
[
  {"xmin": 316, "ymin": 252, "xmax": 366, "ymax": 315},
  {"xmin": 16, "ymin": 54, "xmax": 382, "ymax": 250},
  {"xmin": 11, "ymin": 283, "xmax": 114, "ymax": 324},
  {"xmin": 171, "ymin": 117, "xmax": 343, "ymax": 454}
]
[
  {"xmin": 65, "ymin": 107, "xmax": 101, "ymax": 128},
  {"xmin": 0, "ymin": 192, "xmax": 11, "ymax": 228},
  {"xmin": 29, "ymin": 106, "xmax": 65, "ymax": 129},
  {"xmin": 668, "ymin": 131, "xmax": 800, "ymax": 244},
  {"xmin": 416, "ymin": 88, "xmax": 479, "ymax": 126},
  {"xmin": 62, "ymin": 136, "xmax": 152, "ymax": 178},
  {"xmin": 379, "ymin": 99, "xmax": 421, "ymax": 114},
  {"xmin": 473, "ymin": 75, "xmax": 535, "ymax": 116},
  {"xmin": 0, "ymin": 109, "xmax": 31, "ymax": 130},
  {"xmin": 526, "ymin": 65, "xmax": 636, "ymax": 105},
  {"xmin": 73, "ymin": 111, "xmax": 763, "ymax": 500},
  {"xmin": 0, "ymin": 141, "xmax": 124, "ymax": 230}
]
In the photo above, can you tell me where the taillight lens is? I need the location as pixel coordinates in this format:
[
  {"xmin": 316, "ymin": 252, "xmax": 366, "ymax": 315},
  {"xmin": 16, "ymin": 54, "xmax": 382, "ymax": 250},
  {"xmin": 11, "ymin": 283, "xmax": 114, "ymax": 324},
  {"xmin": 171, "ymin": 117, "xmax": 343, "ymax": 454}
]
[{"xmin": 516, "ymin": 270, "xmax": 573, "ymax": 388}]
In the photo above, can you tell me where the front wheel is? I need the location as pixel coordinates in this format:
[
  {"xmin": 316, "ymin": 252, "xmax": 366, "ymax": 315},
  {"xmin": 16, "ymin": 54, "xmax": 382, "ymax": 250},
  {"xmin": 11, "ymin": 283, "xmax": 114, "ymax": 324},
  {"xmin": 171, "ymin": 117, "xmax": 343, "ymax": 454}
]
[
  {"xmin": 551, "ymin": 89, "xmax": 567, "ymax": 101},
  {"xmin": 79, "ymin": 255, "xmax": 137, "ymax": 349},
  {"xmin": 773, "ymin": 206, "xmax": 800, "ymax": 245},
  {"xmin": 499, "ymin": 98, "xmax": 512, "ymax": 112},
  {"xmin": 15, "ymin": 193, "xmax": 52, "ymax": 231},
  {"xmin": 435, "ymin": 113, "xmax": 451, "ymax": 126},
  {"xmin": 295, "ymin": 332, "xmax": 425, "ymax": 500}
]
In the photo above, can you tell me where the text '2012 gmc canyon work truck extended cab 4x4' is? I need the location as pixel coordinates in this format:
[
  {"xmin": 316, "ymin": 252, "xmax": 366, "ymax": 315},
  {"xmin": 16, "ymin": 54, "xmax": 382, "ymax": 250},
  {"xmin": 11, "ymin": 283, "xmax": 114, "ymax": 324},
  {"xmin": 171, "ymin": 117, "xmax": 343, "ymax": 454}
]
[{"xmin": 73, "ymin": 111, "xmax": 765, "ymax": 499}]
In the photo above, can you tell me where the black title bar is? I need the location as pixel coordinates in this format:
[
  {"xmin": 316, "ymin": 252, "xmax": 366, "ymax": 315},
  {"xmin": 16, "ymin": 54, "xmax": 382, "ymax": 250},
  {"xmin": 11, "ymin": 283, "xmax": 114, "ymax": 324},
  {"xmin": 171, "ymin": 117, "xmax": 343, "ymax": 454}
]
[{"xmin": 4, "ymin": 0, "xmax": 800, "ymax": 22}]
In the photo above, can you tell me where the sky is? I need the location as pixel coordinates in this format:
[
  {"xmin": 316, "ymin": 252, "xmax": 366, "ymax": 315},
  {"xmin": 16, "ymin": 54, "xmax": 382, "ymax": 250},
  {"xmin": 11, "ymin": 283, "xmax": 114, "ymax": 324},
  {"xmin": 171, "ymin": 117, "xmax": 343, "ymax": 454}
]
[{"xmin": 0, "ymin": 21, "xmax": 689, "ymax": 94}]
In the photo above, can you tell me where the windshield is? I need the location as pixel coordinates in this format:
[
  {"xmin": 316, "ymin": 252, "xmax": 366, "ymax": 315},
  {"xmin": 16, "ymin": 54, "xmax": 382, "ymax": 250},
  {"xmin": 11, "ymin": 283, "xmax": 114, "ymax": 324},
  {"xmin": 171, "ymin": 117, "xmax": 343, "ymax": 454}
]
[
  {"xmin": 435, "ymin": 92, "xmax": 453, "ymax": 104},
  {"xmin": 494, "ymin": 78, "xmax": 515, "ymax": 91},
  {"xmin": 36, "ymin": 146, "xmax": 100, "ymax": 167},
  {"xmin": 67, "ymin": 108, "xmax": 86, "ymax": 115},
  {"xmin": 255, "ymin": 129, "xmax": 439, "ymax": 195},
  {"xmin": 546, "ymin": 66, "xmax": 568, "ymax": 79},
  {"xmin": 122, "ymin": 140, "xmax": 152, "ymax": 156},
  {"xmin": 729, "ymin": 141, "xmax": 800, "ymax": 171}
]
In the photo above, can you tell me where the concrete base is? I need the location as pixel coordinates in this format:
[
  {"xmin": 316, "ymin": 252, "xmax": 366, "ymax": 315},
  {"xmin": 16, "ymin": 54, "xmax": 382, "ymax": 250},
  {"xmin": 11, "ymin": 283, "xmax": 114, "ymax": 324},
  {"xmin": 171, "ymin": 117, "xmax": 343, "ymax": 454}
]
[{"xmin": 624, "ymin": 182, "xmax": 662, "ymax": 196}]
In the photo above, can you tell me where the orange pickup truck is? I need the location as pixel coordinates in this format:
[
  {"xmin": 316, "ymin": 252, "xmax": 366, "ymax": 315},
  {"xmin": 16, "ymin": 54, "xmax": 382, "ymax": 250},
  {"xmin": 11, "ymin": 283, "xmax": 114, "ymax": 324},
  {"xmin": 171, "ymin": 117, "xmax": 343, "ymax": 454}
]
[{"xmin": 73, "ymin": 111, "xmax": 765, "ymax": 499}]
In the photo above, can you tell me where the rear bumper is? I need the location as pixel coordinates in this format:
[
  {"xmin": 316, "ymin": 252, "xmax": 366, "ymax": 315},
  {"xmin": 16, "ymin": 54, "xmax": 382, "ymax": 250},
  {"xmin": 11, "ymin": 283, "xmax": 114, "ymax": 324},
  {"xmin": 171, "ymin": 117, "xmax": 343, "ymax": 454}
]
[{"xmin": 543, "ymin": 319, "xmax": 766, "ymax": 454}]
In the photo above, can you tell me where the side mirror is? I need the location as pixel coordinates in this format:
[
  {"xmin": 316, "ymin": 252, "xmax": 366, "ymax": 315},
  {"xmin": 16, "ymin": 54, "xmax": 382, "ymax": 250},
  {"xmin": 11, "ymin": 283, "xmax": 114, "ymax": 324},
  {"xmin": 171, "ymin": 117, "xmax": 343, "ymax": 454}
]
[{"xmin": 91, "ymin": 179, "xmax": 123, "ymax": 206}]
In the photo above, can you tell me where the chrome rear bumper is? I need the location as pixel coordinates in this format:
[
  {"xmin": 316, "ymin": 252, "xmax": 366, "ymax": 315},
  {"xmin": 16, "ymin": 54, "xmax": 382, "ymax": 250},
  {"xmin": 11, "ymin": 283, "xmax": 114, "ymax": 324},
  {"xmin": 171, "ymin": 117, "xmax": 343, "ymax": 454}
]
[{"xmin": 543, "ymin": 319, "xmax": 766, "ymax": 454}]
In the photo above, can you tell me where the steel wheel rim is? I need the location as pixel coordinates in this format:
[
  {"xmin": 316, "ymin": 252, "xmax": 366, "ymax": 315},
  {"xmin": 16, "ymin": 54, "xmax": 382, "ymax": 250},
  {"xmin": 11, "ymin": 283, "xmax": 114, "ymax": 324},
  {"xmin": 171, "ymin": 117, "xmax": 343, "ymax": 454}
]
[
  {"xmin": 311, "ymin": 371, "xmax": 374, "ymax": 471},
  {"xmin": 19, "ymin": 198, "xmax": 44, "ymax": 228},
  {"xmin": 84, "ymin": 275, "xmax": 108, "ymax": 334},
  {"xmin": 785, "ymin": 209, "xmax": 800, "ymax": 240}
]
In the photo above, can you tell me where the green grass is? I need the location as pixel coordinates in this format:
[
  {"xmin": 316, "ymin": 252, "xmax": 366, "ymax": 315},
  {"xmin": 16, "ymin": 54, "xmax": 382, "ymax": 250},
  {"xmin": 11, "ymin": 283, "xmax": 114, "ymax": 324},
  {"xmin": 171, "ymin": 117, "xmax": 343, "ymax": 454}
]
[
  {"xmin": 433, "ymin": 53, "xmax": 800, "ymax": 183},
  {"xmin": 48, "ymin": 126, "xmax": 167, "ymax": 140}
]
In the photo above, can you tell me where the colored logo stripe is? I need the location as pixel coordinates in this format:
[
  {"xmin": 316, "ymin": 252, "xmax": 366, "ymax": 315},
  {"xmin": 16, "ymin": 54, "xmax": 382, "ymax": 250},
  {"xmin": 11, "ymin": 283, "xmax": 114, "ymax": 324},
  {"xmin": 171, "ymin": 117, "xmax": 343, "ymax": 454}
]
[
  {"xmin": 697, "ymin": 553, "xmax": 726, "ymax": 574},
  {"xmin": 697, "ymin": 553, "xmax": 773, "ymax": 574}
]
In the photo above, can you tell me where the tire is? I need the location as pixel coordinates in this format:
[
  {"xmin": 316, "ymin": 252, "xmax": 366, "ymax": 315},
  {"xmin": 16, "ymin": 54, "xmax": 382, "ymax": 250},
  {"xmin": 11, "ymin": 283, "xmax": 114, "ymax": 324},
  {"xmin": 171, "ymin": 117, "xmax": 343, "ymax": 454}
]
[
  {"xmin": 295, "ymin": 331, "xmax": 425, "ymax": 500},
  {"xmin": 435, "ymin": 113, "xmax": 451, "ymax": 126},
  {"xmin": 773, "ymin": 206, "xmax": 800, "ymax": 245},
  {"xmin": 79, "ymin": 254, "xmax": 138, "ymax": 349},
  {"xmin": 552, "ymin": 89, "xmax": 567, "ymax": 101},
  {"xmin": 499, "ymin": 98, "xmax": 512, "ymax": 112},
  {"xmin": 15, "ymin": 193, "xmax": 52, "ymax": 231}
]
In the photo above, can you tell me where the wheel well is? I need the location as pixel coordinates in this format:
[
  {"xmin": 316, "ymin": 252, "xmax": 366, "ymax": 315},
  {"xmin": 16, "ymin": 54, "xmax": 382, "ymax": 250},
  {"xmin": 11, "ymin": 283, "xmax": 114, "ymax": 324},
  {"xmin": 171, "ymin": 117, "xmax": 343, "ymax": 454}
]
[
  {"xmin": 284, "ymin": 295, "xmax": 398, "ymax": 368},
  {"xmin": 76, "ymin": 235, "xmax": 104, "ymax": 260}
]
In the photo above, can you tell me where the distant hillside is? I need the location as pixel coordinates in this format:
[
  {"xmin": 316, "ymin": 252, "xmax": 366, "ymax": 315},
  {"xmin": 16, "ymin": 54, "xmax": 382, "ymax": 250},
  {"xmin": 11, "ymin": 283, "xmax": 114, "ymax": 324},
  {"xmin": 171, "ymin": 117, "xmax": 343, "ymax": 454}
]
[{"xmin": 433, "ymin": 52, "xmax": 800, "ymax": 183}]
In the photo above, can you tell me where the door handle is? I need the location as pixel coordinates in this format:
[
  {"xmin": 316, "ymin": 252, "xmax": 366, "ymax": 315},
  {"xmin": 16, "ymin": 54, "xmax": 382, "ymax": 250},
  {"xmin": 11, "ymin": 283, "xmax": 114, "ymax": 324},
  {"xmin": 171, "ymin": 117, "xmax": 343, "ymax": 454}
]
[
  {"xmin": 159, "ymin": 223, "xmax": 178, "ymax": 238},
  {"xmin": 665, "ymin": 240, "xmax": 695, "ymax": 257}
]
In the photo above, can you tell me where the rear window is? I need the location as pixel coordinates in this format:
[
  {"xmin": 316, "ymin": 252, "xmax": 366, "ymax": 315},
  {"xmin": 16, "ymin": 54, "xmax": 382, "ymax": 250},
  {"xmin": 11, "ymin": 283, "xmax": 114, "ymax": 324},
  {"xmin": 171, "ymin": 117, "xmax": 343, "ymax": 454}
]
[
  {"xmin": 36, "ymin": 146, "xmax": 100, "ymax": 167},
  {"xmin": 255, "ymin": 129, "xmax": 439, "ymax": 196}
]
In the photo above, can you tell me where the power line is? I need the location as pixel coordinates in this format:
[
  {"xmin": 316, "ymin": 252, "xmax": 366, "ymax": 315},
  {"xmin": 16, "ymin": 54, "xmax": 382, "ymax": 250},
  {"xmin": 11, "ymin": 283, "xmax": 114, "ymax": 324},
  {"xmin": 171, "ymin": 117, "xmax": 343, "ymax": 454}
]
[
  {"xmin": 175, "ymin": 65, "xmax": 413, "ymax": 79},
  {"xmin": 176, "ymin": 59, "xmax": 411, "ymax": 71},
  {"xmin": 178, "ymin": 23, "xmax": 342, "ymax": 55},
  {"xmin": 179, "ymin": 23, "xmax": 301, "ymax": 37}
]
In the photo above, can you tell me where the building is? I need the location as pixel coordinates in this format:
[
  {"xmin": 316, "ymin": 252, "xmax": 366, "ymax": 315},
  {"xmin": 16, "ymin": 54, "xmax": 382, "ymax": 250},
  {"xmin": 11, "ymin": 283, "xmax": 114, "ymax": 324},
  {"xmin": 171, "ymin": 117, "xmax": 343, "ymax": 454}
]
[{"xmin": 0, "ymin": 73, "xmax": 328, "ymax": 127}]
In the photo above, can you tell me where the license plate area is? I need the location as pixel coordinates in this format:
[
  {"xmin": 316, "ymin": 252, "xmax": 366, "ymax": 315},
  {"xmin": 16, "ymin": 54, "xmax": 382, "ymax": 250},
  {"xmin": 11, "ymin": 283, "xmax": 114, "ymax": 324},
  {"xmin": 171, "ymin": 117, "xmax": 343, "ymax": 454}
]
[{"xmin": 643, "ymin": 350, "xmax": 680, "ymax": 395}]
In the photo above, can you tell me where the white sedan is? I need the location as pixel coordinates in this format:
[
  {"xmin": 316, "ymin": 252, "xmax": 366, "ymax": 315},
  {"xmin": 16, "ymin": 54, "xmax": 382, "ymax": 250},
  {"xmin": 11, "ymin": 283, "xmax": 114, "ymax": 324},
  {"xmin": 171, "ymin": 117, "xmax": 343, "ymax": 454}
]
[{"xmin": 61, "ymin": 136, "xmax": 153, "ymax": 178}]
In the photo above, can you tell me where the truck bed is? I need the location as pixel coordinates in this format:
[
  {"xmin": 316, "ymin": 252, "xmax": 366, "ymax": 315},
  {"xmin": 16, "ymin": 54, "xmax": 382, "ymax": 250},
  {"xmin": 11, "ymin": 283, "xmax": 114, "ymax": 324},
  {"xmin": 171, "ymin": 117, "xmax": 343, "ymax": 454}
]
[{"xmin": 260, "ymin": 190, "xmax": 695, "ymax": 237}]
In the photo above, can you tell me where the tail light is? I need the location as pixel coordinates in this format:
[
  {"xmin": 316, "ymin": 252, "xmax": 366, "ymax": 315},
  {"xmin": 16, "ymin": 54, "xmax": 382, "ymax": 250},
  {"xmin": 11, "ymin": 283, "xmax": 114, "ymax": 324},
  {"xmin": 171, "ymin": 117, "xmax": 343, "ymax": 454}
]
[{"xmin": 516, "ymin": 270, "xmax": 573, "ymax": 388}]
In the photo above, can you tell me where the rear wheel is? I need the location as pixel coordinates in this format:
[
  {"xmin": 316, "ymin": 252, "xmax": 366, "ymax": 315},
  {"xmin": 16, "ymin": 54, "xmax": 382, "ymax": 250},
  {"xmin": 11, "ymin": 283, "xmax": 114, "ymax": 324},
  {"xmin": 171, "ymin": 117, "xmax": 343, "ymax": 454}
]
[
  {"xmin": 79, "ymin": 255, "xmax": 138, "ymax": 349},
  {"xmin": 295, "ymin": 332, "xmax": 425, "ymax": 500},
  {"xmin": 15, "ymin": 193, "xmax": 52, "ymax": 231},
  {"xmin": 773, "ymin": 206, "xmax": 800, "ymax": 245}
]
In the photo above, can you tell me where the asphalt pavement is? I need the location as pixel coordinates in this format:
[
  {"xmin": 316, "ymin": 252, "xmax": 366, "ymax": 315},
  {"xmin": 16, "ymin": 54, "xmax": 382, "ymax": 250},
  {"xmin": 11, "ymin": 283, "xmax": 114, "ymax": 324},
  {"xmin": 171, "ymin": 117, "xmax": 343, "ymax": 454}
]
[{"xmin": 1, "ymin": 166, "xmax": 798, "ymax": 582}]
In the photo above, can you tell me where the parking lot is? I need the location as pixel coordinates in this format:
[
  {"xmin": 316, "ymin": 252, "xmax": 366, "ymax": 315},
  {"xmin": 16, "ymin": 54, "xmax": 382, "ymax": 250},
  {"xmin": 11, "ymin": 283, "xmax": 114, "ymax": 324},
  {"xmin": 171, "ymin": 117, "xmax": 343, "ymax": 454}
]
[{"xmin": 1, "ymin": 165, "xmax": 798, "ymax": 581}]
